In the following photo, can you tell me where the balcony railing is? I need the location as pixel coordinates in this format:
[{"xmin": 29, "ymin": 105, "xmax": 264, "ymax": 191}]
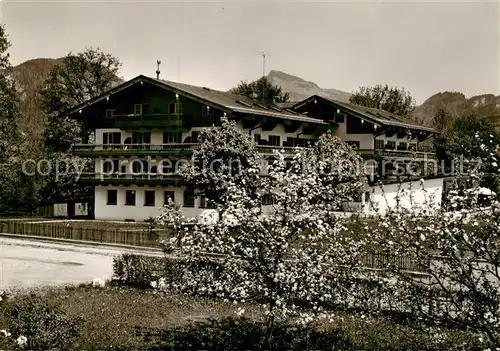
[
  {"xmin": 78, "ymin": 172, "xmax": 184, "ymax": 186},
  {"xmin": 72, "ymin": 143, "xmax": 305, "ymax": 157},
  {"xmin": 72, "ymin": 143, "xmax": 199, "ymax": 157},
  {"xmin": 358, "ymin": 149, "xmax": 436, "ymax": 159},
  {"xmin": 114, "ymin": 114, "xmax": 183, "ymax": 128},
  {"xmin": 72, "ymin": 143, "xmax": 436, "ymax": 160}
]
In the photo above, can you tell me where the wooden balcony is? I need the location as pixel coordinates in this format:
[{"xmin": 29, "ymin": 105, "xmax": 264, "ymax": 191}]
[
  {"xmin": 72, "ymin": 143, "xmax": 305, "ymax": 158},
  {"xmin": 78, "ymin": 172, "xmax": 184, "ymax": 186},
  {"xmin": 357, "ymin": 149, "xmax": 436, "ymax": 160},
  {"xmin": 72, "ymin": 143, "xmax": 199, "ymax": 157},
  {"xmin": 72, "ymin": 143, "xmax": 436, "ymax": 161},
  {"xmin": 114, "ymin": 114, "xmax": 183, "ymax": 129}
]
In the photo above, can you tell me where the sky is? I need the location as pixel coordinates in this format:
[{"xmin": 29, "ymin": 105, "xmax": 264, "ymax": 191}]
[{"xmin": 1, "ymin": 0, "xmax": 499, "ymax": 104}]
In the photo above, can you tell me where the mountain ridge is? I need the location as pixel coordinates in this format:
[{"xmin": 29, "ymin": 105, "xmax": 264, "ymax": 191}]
[
  {"xmin": 266, "ymin": 69, "xmax": 352, "ymax": 103},
  {"xmin": 266, "ymin": 69, "xmax": 500, "ymax": 127},
  {"xmin": 11, "ymin": 58, "xmax": 63, "ymax": 144}
]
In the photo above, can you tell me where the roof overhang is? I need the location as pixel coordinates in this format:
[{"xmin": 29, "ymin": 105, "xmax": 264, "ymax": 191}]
[
  {"xmin": 66, "ymin": 75, "xmax": 233, "ymax": 117},
  {"xmin": 66, "ymin": 76, "xmax": 328, "ymax": 125},
  {"xmin": 292, "ymin": 94, "xmax": 437, "ymax": 134},
  {"xmin": 229, "ymin": 106, "xmax": 328, "ymax": 125},
  {"xmin": 66, "ymin": 76, "xmax": 144, "ymax": 116}
]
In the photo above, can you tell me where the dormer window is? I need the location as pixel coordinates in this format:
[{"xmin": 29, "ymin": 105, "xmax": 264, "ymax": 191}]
[
  {"xmin": 105, "ymin": 109, "xmax": 116, "ymax": 118},
  {"xmin": 134, "ymin": 104, "xmax": 142, "ymax": 116}
]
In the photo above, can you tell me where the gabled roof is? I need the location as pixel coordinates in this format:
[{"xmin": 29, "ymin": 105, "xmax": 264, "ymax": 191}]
[
  {"xmin": 67, "ymin": 75, "xmax": 328, "ymax": 125},
  {"xmin": 293, "ymin": 95, "xmax": 436, "ymax": 133}
]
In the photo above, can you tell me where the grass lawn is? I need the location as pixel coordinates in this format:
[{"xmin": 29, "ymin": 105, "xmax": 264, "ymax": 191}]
[
  {"xmin": 0, "ymin": 285, "xmax": 265, "ymax": 349},
  {"xmin": 0, "ymin": 284, "xmax": 482, "ymax": 350}
]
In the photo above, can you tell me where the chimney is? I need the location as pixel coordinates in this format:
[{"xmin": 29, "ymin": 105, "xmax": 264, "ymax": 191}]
[{"xmin": 156, "ymin": 60, "xmax": 161, "ymax": 79}]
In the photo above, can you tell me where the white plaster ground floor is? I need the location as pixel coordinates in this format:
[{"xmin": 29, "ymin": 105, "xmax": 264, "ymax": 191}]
[
  {"xmin": 94, "ymin": 178, "xmax": 444, "ymax": 221},
  {"xmin": 94, "ymin": 185, "xmax": 217, "ymax": 222},
  {"xmin": 364, "ymin": 177, "xmax": 444, "ymax": 215}
]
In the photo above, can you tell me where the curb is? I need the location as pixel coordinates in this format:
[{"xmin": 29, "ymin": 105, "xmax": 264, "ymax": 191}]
[{"xmin": 0, "ymin": 232, "xmax": 163, "ymax": 254}]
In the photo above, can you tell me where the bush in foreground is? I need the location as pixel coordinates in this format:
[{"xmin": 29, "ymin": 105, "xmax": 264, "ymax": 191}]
[
  {"xmin": 5, "ymin": 293, "xmax": 81, "ymax": 350},
  {"xmin": 146, "ymin": 317, "xmax": 484, "ymax": 351},
  {"xmin": 0, "ymin": 286, "xmax": 489, "ymax": 350}
]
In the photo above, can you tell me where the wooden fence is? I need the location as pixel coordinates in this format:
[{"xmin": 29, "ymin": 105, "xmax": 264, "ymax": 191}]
[
  {"xmin": 358, "ymin": 252, "xmax": 429, "ymax": 273},
  {"xmin": 0, "ymin": 220, "xmax": 172, "ymax": 248},
  {"xmin": 0, "ymin": 220, "xmax": 427, "ymax": 273}
]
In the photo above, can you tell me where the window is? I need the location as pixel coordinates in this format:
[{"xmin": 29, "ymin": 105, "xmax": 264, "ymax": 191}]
[
  {"xmin": 268, "ymin": 135, "xmax": 280, "ymax": 147},
  {"xmin": 398, "ymin": 142, "xmax": 408, "ymax": 150},
  {"xmin": 163, "ymin": 131, "xmax": 182, "ymax": 144},
  {"xmin": 199, "ymin": 195, "xmax": 216, "ymax": 209},
  {"xmin": 202, "ymin": 106, "xmax": 213, "ymax": 116},
  {"xmin": 254, "ymin": 134, "xmax": 261, "ymax": 143},
  {"xmin": 285, "ymin": 137, "xmax": 296, "ymax": 147},
  {"xmin": 192, "ymin": 131, "xmax": 199, "ymax": 143},
  {"xmin": 144, "ymin": 190, "xmax": 155, "ymax": 206},
  {"xmin": 199, "ymin": 195, "xmax": 208, "ymax": 208},
  {"xmin": 103, "ymin": 159, "xmax": 119, "ymax": 174},
  {"xmin": 103, "ymin": 132, "xmax": 121, "ymax": 145},
  {"xmin": 107, "ymin": 189, "xmax": 117, "ymax": 205},
  {"xmin": 262, "ymin": 194, "xmax": 275, "ymax": 205},
  {"xmin": 183, "ymin": 190, "xmax": 195, "ymax": 208},
  {"xmin": 169, "ymin": 103, "xmax": 183, "ymax": 115},
  {"xmin": 105, "ymin": 109, "xmax": 115, "ymax": 118},
  {"xmin": 335, "ymin": 114, "xmax": 345, "ymax": 123},
  {"xmin": 132, "ymin": 131, "xmax": 151, "ymax": 149},
  {"xmin": 386, "ymin": 141, "xmax": 396, "ymax": 149},
  {"xmin": 164, "ymin": 191, "xmax": 175, "ymax": 205},
  {"xmin": 364, "ymin": 191, "xmax": 371, "ymax": 202},
  {"xmin": 346, "ymin": 141, "xmax": 360, "ymax": 149},
  {"xmin": 125, "ymin": 190, "xmax": 136, "ymax": 206},
  {"xmin": 142, "ymin": 160, "xmax": 150, "ymax": 174},
  {"xmin": 160, "ymin": 159, "xmax": 173, "ymax": 175},
  {"xmin": 409, "ymin": 143, "xmax": 417, "ymax": 151},
  {"xmin": 131, "ymin": 160, "xmax": 144, "ymax": 174},
  {"xmin": 375, "ymin": 139, "xmax": 385, "ymax": 150},
  {"xmin": 134, "ymin": 104, "xmax": 143, "ymax": 116},
  {"xmin": 132, "ymin": 131, "xmax": 151, "ymax": 144}
]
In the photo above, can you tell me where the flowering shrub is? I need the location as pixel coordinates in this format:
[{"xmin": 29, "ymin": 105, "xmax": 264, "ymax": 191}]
[
  {"xmin": 150, "ymin": 125, "xmax": 500, "ymax": 347},
  {"xmin": 156, "ymin": 132, "xmax": 369, "ymax": 345},
  {"xmin": 112, "ymin": 253, "xmax": 165, "ymax": 288},
  {"xmin": 179, "ymin": 117, "xmax": 262, "ymax": 216},
  {"xmin": 353, "ymin": 133, "xmax": 500, "ymax": 347}
]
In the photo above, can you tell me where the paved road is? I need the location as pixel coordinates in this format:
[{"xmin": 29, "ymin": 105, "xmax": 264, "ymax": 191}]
[{"xmin": 0, "ymin": 237, "xmax": 160, "ymax": 292}]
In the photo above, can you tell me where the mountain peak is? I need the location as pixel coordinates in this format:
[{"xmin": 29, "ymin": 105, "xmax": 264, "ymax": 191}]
[{"xmin": 266, "ymin": 69, "xmax": 351, "ymax": 102}]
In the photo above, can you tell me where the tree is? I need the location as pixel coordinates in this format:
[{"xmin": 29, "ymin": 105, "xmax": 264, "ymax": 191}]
[
  {"xmin": 179, "ymin": 117, "xmax": 262, "ymax": 218},
  {"xmin": 350, "ymin": 136, "xmax": 500, "ymax": 347},
  {"xmin": 0, "ymin": 24, "xmax": 20, "ymax": 161},
  {"xmin": 356, "ymin": 183, "xmax": 500, "ymax": 347},
  {"xmin": 40, "ymin": 47, "xmax": 122, "ymax": 143},
  {"xmin": 157, "ymin": 131, "xmax": 367, "ymax": 346},
  {"xmin": 37, "ymin": 48, "xmax": 121, "ymax": 211},
  {"xmin": 349, "ymin": 84, "xmax": 416, "ymax": 118},
  {"xmin": 0, "ymin": 25, "xmax": 38, "ymax": 214},
  {"xmin": 434, "ymin": 114, "xmax": 499, "ymax": 160},
  {"xmin": 431, "ymin": 108, "xmax": 454, "ymax": 134},
  {"xmin": 230, "ymin": 77, "xmax": 290, "ymax": 105}
]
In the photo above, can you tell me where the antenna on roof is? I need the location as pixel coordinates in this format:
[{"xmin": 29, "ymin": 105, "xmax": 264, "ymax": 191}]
[
  {"xmin": 156, "ymin": 60, "xmax": 161, "ymax": 79},
  {"xmin": 261, "ymin": 52, "xmax": 267, "ymax": 102},
  {"xmin": 262, "ymin": 52, "xmax": 266, "ymax": 77}
]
